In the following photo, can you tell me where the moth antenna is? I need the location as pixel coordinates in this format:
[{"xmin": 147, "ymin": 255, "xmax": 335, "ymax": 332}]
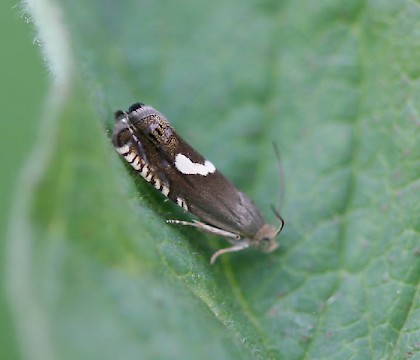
[
  {"xmin": 272, "ymin": 142, "xmax": 285, "ymax": 212},
  {"xmin": 270, "ymin": 204, "xmax": 285, "ymax": 236}
]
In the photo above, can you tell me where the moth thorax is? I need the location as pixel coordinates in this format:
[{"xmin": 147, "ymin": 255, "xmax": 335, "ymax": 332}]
[
  {"xmin": 254, "ymin": 224, "xmax": 279, "ymax": 253},
  {"xmin": 141, "ymin": 115, "xmax": 177, "ymax": 148}
]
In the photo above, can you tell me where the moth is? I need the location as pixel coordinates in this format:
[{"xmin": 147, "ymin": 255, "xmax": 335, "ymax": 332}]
[{"xmin": 112, "ymin": 103, "xmax": 284, "ymax": 264}]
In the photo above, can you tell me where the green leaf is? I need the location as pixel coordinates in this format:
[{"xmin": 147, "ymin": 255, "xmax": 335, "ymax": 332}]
[{"xmin": 5, "ymin": 0, "xmax": 420, "ymax": 359}]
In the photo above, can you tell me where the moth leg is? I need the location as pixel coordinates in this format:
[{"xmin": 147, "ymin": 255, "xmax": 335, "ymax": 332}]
[
  {"xmin": 210, "ymin": 242, "xmax": 250, "ymax": 265},
  {"xmin": 166, "ymin": 219, "xmax": 240, "ymax": 240}
]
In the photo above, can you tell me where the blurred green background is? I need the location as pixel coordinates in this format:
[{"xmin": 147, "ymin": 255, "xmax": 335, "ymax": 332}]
[
  {"xmin": 1, "ymin": 1, "xmax": 46, "ymax": 359},
  {"xmin": 1, "ymin": 1, "xmax": 419, "ymax": 359}
]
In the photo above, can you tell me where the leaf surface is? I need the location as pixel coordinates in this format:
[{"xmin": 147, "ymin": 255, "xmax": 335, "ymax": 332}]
[{"xmin": 6, "ymin": 1, "xmax": 420, "ymax": 359}]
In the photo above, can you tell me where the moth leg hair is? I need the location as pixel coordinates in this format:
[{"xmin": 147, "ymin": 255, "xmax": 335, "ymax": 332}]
[{"xmin": 166, "ymin": 219, "xmax": 240, "ymax": 240}]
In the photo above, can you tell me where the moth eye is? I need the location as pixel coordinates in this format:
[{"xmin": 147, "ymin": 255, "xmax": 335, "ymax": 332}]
[{"xmin": 260, "ymin": 237, "xmax": 272, "ymax": 249}]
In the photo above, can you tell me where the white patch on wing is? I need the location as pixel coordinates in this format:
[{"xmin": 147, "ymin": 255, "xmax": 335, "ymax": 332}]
[
  {"xmin": 161, "ymin": 185, "xmax": 170, "ymax": 196},
  {"xmin": 131, "ymin": 157, "xmax": 141, "ymax": 170},
  {"xmin": 154, "ymin": 178, "xmax": 161, "ymax": 190},
  {"xmin": 124, "ymin": 152, "xmax": 136, "ymax": 163},
  {"xmin": 116, "ymin": 145, "xmax": 130, "ymax": 155},
  {"xmin": 176, "ymin": 197, "xmax": 188, "ymax": 211},
  {"xmin": 175, "ymin": 154, "xmax": 216, "ymax": 176},
  {"xmin": 141, "ymin": 165, "xmax": 149, "ymax": 178}
]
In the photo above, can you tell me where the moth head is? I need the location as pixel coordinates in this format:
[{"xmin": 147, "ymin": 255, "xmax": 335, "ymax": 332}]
[
  {"xmin": 112, "ymin": 110, "xmax": 133, "ymax": 148},
  {"xmin": 125, "ymin": 106, "xmax": 177, "ymax": 151},
  {"xmin": 255, "ymin": 208, "xmax": 285, "ymax": 253},
  {"xmin": 112, "ymin": 103, "xmax": 176, "ymax": 149}
]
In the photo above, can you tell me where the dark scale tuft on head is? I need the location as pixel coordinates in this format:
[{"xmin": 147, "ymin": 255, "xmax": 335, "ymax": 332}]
[
  {"xmin": 114, "ymin": 110, "xmax": 125, "ymax": 120},
  {"xmin": 128, "ymin": 103, "xmax": 144, "ymax": 113}
]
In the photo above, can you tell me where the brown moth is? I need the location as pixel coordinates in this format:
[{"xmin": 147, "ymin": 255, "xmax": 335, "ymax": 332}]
[{"xmin": 112, "ymin": 103, "xmax": 284, "ymax": 264}]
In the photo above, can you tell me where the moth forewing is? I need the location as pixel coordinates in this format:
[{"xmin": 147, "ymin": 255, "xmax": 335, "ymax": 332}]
[{"xmin": 112, "ymin": 103, "xmax": 284, "ymax": 263}]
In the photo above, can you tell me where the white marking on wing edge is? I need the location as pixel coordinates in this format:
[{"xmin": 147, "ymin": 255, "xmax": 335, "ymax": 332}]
[
  {"xmin": 116, "ymin": 145, "xmax": 130, "ymax": 155},
  {"xmin": 175, "ymin": 154, "xmax": 216, "ymax": 176},
  {"xmin": 161, "ymin": 185, "xmax": 170, "ymax": 196},
  {"xmin": 124, "ymin": 152, "xmax": 136, "ymax": 163},
  {"xmin": 154, "ymin": 178, "xmax": 161, "ymax": 190},
  {"xmin": 131, "ymin": 157, "xmax": 141, "ymax": 170},
  {"xmin": 141, "ymin": 165, "xmax": 149, "ymax": 178},
  {"xmin": 146, "ymin": 173, "xmax": 153, "ymax": 182},
  {"xmin": 176, "ymin": 197, "xmax": 188, "ymax": 211}
]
